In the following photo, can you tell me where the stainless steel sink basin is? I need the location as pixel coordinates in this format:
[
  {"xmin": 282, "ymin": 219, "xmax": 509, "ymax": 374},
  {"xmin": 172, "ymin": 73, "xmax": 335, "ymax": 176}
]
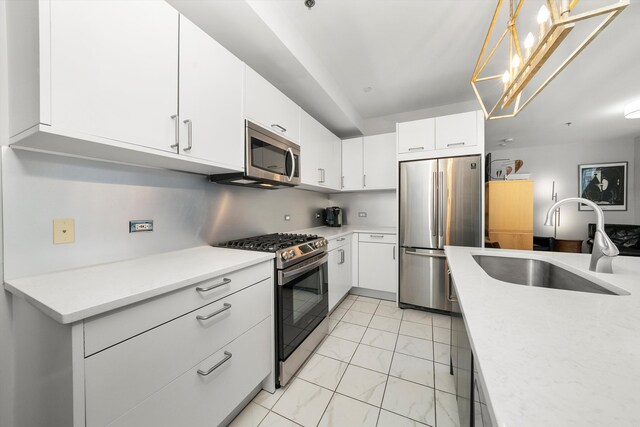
[{"xmin": 473, "ymin": 255, "xmax": 626, "ymax": 295}]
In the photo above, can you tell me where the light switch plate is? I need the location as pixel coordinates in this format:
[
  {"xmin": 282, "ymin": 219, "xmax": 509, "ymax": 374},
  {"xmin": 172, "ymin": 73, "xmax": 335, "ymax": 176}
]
[{"xmin": 53, "ymin": 218, "xmax": 75, "ymax": 244}]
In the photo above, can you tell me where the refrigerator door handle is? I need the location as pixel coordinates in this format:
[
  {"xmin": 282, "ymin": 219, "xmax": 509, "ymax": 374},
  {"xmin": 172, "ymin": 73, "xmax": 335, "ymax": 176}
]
[
  {"xmin": 405, "ymin": 248, "xmax": 447, "ymax": 258},
  {"xmin": 431, "ymin": 172, "xmax": 437, "ymax": 236},
  {"xmin": 439, "ymin": 171, "xmax": 445, "ymax": 239}
]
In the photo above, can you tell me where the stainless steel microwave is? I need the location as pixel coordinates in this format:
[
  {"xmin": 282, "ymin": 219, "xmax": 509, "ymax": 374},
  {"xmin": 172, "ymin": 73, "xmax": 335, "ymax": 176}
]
[{"xmin": 209, "ymin": 121, "xmax": 300, "ymax": 189}]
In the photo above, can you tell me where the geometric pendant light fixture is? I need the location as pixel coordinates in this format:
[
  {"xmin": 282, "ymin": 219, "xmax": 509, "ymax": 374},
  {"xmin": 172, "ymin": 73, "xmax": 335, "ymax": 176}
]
[{"xmin": 471, "ymin": 0, "xmax": 629, "ymax": 120}]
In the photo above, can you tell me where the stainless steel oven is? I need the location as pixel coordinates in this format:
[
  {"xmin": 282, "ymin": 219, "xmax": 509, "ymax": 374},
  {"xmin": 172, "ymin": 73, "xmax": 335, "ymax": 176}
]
[{"xmin": 276, "ymin": 252, "xmax": 329, "ymax": 386}]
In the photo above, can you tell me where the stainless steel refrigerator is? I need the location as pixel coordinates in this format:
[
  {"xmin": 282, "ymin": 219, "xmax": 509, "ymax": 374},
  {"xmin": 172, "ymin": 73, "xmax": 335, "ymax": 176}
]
[{"xmin": 399, "ymin": 156, "xmax": 482, "ymax": 312}]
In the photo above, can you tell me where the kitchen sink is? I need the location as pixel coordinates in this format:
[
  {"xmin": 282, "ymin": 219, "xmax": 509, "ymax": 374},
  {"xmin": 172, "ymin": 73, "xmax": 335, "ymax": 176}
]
[{"xmin": 472, "ymin": 255, "xmax": 627, "ymax": 295}]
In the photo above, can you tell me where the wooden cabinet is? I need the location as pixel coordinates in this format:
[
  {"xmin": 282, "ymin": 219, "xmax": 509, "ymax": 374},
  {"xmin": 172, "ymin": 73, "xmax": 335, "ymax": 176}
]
[
  {"xmin": 6, "ymin": 0, "xmax": 244, "ymax": 175},
  {"xmin": 341, "ymin": 134, "xmax": 396, "ymax": 191},
  {"xmin": 244, "ymin": 66, "xmax": 300, "ymax": 143},
  {"xmin": 299, "ymin": 110, "xmax": 342, "ymax": 191},
  {"xmin": 485, "ymin": 180, "xmax": 534, "ymax": 250},
  {"xmin": 397, "ymin": 118, "xmax": 435, "ymax": 154},
  {"xmin": 358, "ymin": 234, "xmax": 397, "ymax": 294},
  {"xmin": 178, "ymin": 15, "xmax": 244, "ymax": 169},
  {"xmin": 328, "ymin": 235, "xmax": 352, "ymax": 311},
  {"xmin": 435, "ymin": 111, "xmax": 479, "ymax": 150}
]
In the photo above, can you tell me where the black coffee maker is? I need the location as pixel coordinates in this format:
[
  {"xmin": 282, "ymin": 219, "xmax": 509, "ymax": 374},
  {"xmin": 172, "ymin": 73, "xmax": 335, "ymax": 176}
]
[{"xmin": 325, "ymin": 207, "xmax": 342, "ymax": 227}]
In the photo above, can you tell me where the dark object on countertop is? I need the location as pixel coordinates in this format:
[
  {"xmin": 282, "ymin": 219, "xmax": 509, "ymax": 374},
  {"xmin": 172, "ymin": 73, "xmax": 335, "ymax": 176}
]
[
  {"xmin": 533, "ymin": 236, "xmax": 585, "ymax": 253},
  {"xmin": 587, "ymin": 223, "xmax": 640, "ymax": 257},
  {"xmin": 325, "ymin": 207, "xmax": 342, "ymax": 227},
  {"xmin": 533, "ymin": 236, "xmax": 555, "ymax": 251}
]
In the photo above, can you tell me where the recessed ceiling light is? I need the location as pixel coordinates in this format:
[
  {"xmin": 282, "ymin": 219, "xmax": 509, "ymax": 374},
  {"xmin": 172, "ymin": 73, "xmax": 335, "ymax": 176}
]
[
  {"xmin": 363, "ymin": 87, "xmax": 373, "ymax": 93},
  {"xmin": 624, "ymin": 100, "xmax": 640, "ymax": 119}
]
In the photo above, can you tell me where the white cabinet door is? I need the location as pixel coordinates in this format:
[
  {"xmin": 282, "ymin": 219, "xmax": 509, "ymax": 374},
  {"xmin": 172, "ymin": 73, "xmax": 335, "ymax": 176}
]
[
  {"xmin": 398, "ymin": 118, "xmax": 436, "ymax": 154},
  {"xmin": 324, "ymin": 134, "xmax": 343, "ymax": 190},
  {"xmin": 300, "ymin": 110, "xmax": 326, "ymax": 186},
  {"xmin": 341, "ymin": 137, "xmax": 363, "ymax": 191},
  {"xmin": 358, "ymin": 242, "xmax": 397, "ymax": 294},
  {"xmin": 328, "ymin": 246, "xmax": 352, "ymax": 311},
  {"xmin": 244, "ymin": 66, "xmax": 300, "ymax": 143},
  {"xmin": 178, "ymin": 16, "xmax": 243, "ymax": 169},
  {"xmin": 49, "ymin": 0, "xmax": 179, "ymax": 153},
  {"xmin": 435, "ymin": 111, "xmax": 478, "ymax": 150},
  {"xmin": 363, "ymin": 133, "xmax": 396, "ymax": 190}
]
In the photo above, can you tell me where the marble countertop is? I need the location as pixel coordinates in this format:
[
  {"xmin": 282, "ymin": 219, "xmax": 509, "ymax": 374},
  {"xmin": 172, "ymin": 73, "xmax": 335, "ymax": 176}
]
[
  {"xmin": 445, "ymin": 246, "xmax": 640, "ymax": 427},
  {"xmin": 4, "ymin": 246, "xmax": 274, "ymax": 324},
  {"xmin": 293, "ymin": 225, "xmax": 397, "ymax": 240}
]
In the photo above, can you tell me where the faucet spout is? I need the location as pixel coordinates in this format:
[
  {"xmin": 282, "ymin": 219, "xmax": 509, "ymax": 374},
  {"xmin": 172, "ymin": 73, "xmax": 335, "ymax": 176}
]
[{"xmin": 543, "ymin": 197, "xmax": 619, "ymax": 273}]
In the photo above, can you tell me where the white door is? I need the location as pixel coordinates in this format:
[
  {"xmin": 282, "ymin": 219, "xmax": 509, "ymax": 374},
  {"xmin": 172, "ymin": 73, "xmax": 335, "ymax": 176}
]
[
  {"xmin": 341, "ymin": 137, "xmax": 363, "ymax": 191},
  {"xmin": 398, "ymin": 118, "xmax": 436, "ymax": 154},
  {"xmin": 363, "ymin": 133, "xmax": 396, "ymax": 189},
  {"xmin": 328, "ymin": 246, "xmax": 352, "ymax": 311},
  {"xmin": 435, "ymin": 111, "xmax": 478, "ymax": 150},
  {"xmin": 178, "ymin": 16, "xmax": 243, "ymax": 169},
  {"xmin": 49, "ymin": 0, "xmax": 179, "ymax": 152},
  {"xmin": 358, "ymin": 242, "xmax": 397, "ymax": 294}
]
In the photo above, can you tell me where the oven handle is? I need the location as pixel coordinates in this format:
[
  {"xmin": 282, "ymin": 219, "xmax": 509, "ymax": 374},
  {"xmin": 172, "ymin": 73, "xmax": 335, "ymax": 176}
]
[{"xmin": 278, "ymin": 253, "xmax": 328, "ymax": 286}]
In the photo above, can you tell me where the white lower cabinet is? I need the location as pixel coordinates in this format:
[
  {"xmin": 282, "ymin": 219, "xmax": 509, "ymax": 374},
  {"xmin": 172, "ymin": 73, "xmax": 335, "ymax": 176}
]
[
  {"xmin": 109, "ymin": 317, "xmax": 271, "ymax": 427},
  {"xmin": 328, "ymin": 235, "xmax": 352, "ymax": 311},
  {"xmin": 358, "ymin": 236, "xmax": 398, "ymax": 294}
]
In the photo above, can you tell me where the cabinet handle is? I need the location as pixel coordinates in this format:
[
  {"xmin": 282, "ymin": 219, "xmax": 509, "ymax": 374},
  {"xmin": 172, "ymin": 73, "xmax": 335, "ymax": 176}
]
[
  {"xmin": 408, "ymin": 146, "xmax": 424, "ymax": 151},
  {"xmin": 341, "ymin": 176, "xmax": 344, "ymax": 189},
  {"xmin": 363, "ymin": 175, "xmax": 366, "ymax": 188},
  {"xmin": 170, "ymin": 114, "xmax": 179, "ymax": 149},
  {"xmin": 370, "ymin": 234, "xmax": 385, "ymax": 238},
  {"xmin": 446, "ymin": 269, "xmax": 458, "ymax": 302},
  {"xmin": 336, "ymin": 237, "xmax": 346, "ymax": 242},
  {"xmin": 197, "ymin": 351, "xmax": 232, "ymax": 376},
  {"xmin": 322, "ymin": 169, "xmax": 326, "ymax": 183},
  {"xmin": 446, "ymin": 142, "xmax": 465, "ymax": 147},
  {"xmin": 271, "ymin": 124, "xmax": 287, "ymax": 133},
  {"xmin": 196, "ymin": 303, "xmax": 232, "ymax": 321},
  {"xmin": 393, "ymin": 246, "xmax": 396, "ymax": 260},
  {"xmin": 338, "ymin": 249, "xmax": 345, "ymax": 264},
  {"xmin": 183, "ymin": 119, "xmax": 193, "ymax": 152},
  {"xmin": 196, "ymin": 278, "xmax": 231, "ymax": 293}
]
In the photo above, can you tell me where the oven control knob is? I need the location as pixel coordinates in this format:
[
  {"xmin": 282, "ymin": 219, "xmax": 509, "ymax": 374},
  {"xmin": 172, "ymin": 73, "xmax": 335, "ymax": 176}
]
[{"xmin": 281, "ymin": 250, "xmax": 295, "ymax": 261}]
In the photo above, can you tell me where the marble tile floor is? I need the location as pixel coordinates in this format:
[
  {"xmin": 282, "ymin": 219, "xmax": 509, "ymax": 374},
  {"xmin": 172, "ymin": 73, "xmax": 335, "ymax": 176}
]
[{"xmin": 230, "ymin": 295, "xmax": 460, "ymax": 427}]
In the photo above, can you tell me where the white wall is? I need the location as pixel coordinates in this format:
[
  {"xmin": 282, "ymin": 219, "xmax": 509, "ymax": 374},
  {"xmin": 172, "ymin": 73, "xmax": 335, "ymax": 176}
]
[
  {"xmin": 329, "ymin": 190, "xmax": 396, "ymax": 227},
  {"xmin": 492, "ymin": 137, "xmax": 638, "ymax": 240}
]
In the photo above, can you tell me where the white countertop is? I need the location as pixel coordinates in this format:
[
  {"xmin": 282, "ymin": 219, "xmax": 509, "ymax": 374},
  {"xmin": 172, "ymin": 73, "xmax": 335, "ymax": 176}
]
[
  {"xmin": 293, "ymin": 225, "xmax": 397, "ymax": 240},
  {"xmin": 445, "ymin": 246, "xmax": 640, "ymax": 427},
  {"xmin": 4, "ymin": 246, "xmax": 274, "ymax": 324}
]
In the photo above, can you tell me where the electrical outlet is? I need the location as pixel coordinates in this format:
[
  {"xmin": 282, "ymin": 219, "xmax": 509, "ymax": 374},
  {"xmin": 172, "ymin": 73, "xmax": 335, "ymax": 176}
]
[
  {"xmin": 53, "ymin": 218, "xmax": 75, "ymax": 244},
  {"xmin": 284, "ymin": 214, "xmax": 291, "ymax": 221},
  {"xmin": 358, "ymin": 212, "xmax": 367, "ymax": 217},
  {"xmin": 315, "ymin": 212, "xmax": 321, "ymax": 219},
  {"xmin": 129, "ymin": 220, "xmax": 153, "ymax": 233}
]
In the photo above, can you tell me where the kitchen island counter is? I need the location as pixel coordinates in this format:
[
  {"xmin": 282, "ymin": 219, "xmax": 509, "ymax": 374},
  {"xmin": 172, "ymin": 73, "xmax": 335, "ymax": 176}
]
[
  {"xmin": 445, "ymin": 246, "xmax": 640, "ymax": 427},
  {"xmin": 5, "ymin": 246, "xmax": 274, "ymax": 324}
]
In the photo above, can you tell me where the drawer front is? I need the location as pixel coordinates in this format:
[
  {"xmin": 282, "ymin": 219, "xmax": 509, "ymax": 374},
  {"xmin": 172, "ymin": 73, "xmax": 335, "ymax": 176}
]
[
  {"xmin": 85, "ymin": 279, "xmax": 272, "ymax": 427},
  {"xmin": 327, "ymin": 234, "xmax": 351, "ymax": 251},
  {"xmin": 358, "ymin": 233, "xmax": 397, "ymax": 244},
  {"xmin": 84, "ymin": 260, "xmax": 271, "ymax": 356},
  {"xmin": 109, "ymin": 317, "xmax": 272, "ymax": 427}
]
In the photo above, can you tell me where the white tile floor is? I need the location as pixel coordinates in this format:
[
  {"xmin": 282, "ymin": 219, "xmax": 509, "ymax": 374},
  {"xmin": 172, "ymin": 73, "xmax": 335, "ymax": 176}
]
[{"xmin": 230, "ymin": 295, "xmax": 460, "ymax": 427}]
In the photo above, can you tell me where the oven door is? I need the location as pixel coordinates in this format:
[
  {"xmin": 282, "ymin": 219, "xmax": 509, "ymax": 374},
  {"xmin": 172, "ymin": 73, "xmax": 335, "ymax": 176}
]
[
  {"xmin": 276, "ymin": 252, "xmax": 328, "ymax": 384},
  {"xmin": 246, "ymin": 122, "xmax": 301, "ymax": 186}
]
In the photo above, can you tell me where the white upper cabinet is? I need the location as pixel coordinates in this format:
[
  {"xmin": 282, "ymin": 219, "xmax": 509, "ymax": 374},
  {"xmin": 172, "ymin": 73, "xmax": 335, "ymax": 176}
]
[
  {"xmin": 49, "ymin": 0, "xmax": 179, "ymax": 153},
  {"xmin": 178, "ymin": 15, "xmax": 243, "ymax": 169},
  {"xmin": 341, "ymin": 137, "xmax": 364, "ymax": 191},
  {"xmin": 299, "ymin": 110, "xmax": 341, "ymax": 191},
  {"xmin": 363, "ymin": 133, "xmax": 396, "ymax": 190},
  {"xmin": 6, "ymin": 0, "xmax": 245, "ymax": 175},
  {"xmin": 244, "ymin": 66, "xmax": 300, "ymax": 143},
  {"xmin": 435, "ymin": 111, "xmax": 479, "ymax": 149},
  {"xmin": 397, "ymin": 118, "xmax": 435, "ymax": 154}
]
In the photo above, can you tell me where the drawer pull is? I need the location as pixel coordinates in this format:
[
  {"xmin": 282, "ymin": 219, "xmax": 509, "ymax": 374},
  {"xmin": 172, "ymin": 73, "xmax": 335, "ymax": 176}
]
[
  {"xmin": 336, "ymin": 237, "xmax": 346, "ymax": 242},
  {"xmin": 196, "ymin": 278, "xmax": 231, "ymax": 293},
  {"xmin": 447, "ymin": 142, "xmax": 465, "ymax": 147},
  {"xmin": 197, "ymin": 351, "xmax": 232, "ymax": 376},
  {"xmin": 196, "ymin": 303, "xmax": 232, "ymax": 321},
  {"xmin": 370, "ymin": 234, "xmax": 385, "ymax": 238},
  {"xmin": 408, "ymin": 146, "xmax": 424, "ymax": 151},
  {"xmin": 271, "ymin": 123, "xmax": 287, "ymax": 133}
]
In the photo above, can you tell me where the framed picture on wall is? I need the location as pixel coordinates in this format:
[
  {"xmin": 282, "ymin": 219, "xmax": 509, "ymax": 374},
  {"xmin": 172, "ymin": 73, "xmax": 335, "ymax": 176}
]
[{"xmin": 578, "ymin": 162, "xmax": 627, "ymax": 211}]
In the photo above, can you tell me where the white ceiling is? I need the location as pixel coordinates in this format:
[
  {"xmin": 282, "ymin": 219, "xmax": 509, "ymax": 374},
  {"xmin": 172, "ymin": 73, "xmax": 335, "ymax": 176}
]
[{"xmin": 169, "ymin": 0, "xmax": 640, "ymax": 148}]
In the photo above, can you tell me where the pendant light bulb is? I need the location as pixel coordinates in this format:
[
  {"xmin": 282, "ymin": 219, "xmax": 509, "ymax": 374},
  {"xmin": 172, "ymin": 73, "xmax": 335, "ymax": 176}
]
[
  {"xmin": 537, "ymin": 5, "xmax": 550, "ymax": 24},
  {"xmin": 524, "ymin": 32, "xmax": 535, "ymax": 49},
  {"xmin": 502, "ymin": 70, "xmax": 511, "ymax": 83},
  {"xmin": 511, "ymin": 54, "xmax": 521, "ymax": 68}
]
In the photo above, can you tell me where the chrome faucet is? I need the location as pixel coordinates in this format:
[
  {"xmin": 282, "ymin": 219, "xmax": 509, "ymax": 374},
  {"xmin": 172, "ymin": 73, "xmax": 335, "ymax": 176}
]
[{"xmin": 544, "ymin": 197, "xmax": 619, "ymax": 273}]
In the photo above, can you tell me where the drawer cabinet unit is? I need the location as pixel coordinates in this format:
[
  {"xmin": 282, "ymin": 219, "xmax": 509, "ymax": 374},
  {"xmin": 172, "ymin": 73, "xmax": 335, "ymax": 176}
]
[
  {"xmin": 328, "ymin": 235, "xmax": 352, "ymax": 311},
  {"xmin": 6, "ymin": 0, "xmax": 244, "ymax": 175},
  {"xmin": 358, "ymin": 234, "xmax": 398, "ymax": 294},
  {"xmin": 244, "ymin": 66, "xmax": 301, "ymax": 143},
  {"xmin": 11, "ymin": 259, "xmax": 274, "ymax": 427}
]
